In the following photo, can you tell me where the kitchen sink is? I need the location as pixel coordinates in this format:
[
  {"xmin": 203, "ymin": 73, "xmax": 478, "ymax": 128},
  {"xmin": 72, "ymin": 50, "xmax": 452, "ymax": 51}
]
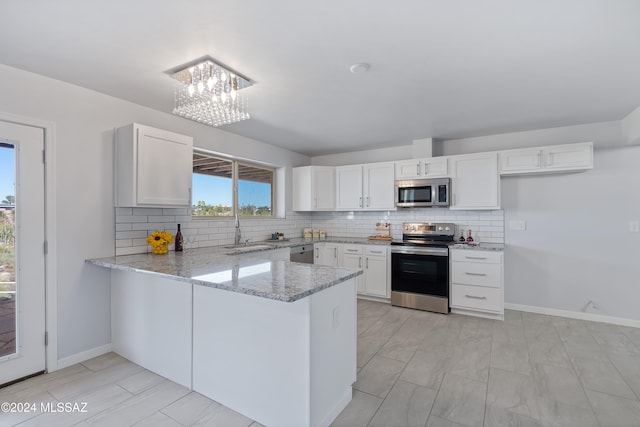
[{"xmin": 224, "ymin": 244, "xmax": 272, "ymax": 255}]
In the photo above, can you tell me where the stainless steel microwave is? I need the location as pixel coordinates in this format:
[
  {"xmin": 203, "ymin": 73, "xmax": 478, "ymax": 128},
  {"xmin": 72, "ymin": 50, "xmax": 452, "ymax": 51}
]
[{"xmin": 395, "ymin": 178, "xmax": 450, "ymax": 208}]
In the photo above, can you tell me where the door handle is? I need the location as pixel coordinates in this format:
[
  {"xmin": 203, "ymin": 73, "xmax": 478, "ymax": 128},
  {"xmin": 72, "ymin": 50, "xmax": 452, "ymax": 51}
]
[
  {"xmin": 366, "ymin": 196, "xmax": 370, "ymax": 207},
  {"xmin": 359, "ymin": 257, "xmax": 362, "ymax": 268},
  {"xmin": 465, "ymin": 294, "xmax": 487, "ymax": 300},
  {"xmin": 366, "ymin": 257, "xmax": 369, "ymax": 268},
  {"xmin": 416, "ymin": 163, "xmax": 420, "ymax": 176},
  {"xmin": 334, "ymin": 247, "xmax": 337, "ymax": 258},
  {"xmin": 359, "ymin": 197, "xmax": 362, "ymax": 208}
]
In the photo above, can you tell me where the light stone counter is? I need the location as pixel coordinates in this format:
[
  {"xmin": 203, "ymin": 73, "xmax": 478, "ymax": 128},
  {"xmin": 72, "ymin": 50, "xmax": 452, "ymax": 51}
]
[
  {"xmin": 86, "ymin": 245, "xmax": 362, "ymax": 302},
  {"xmin": 449, "ymin": 243, "xmax": 504, "ymax": 251}
]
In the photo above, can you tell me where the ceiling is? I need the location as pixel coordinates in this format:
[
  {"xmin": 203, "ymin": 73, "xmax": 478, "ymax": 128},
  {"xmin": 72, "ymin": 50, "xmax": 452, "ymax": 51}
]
[{"xmin": 2, "ymin": 1, "xmax": 640, "ymax": 156}]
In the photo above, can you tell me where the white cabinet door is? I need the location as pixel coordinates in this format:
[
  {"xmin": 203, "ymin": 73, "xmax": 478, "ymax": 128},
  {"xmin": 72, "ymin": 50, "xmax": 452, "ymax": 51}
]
[
  {"xmin": 292, "ymin": 166, "xmax": 335, "ymax": 211},
  {"xmin": 315, "ymin": 243, "xmax": 339, "ymax": 267},
  {"xmin": 544, "ymin": 143, "xmax": 593, "ymax": 171},
  {"xmin": 336, "ymin": 165, "xmax": 364, "ymax": 210},
  {"xmin": 313, "ymin": 167, "xmax": 336, "ymax": 210},
  {"xmin": 423, "ymin": 157, "xmax": 448, "ymax": 177},
  {"xmin": 499, "ymin": 148, "xmax": 542, "ymax": 174},
  {"xmin": 395, "ymin": 158, "xmax": 448, "ymax": 179},
  {"xmin": 340, "ymin": 247, "xmax": 364, "ymax": 293},
  {"xmin": 395, "ymin": 160, "xmax": 421, "ymax": 179},
  {"xmin": 499, "ymin": 142, "xmax": 593, "ymax": 175},
  {"xmin": 116, "ymin": 123, "xmax": 193, "ymax": 207},
  {"xmin": 363, "ymin": 162, "xmax": 395, "ymax": 210},
  {"xmin": 364, "ymin": 254, "xmax": 388, "ymax": 297},
  {"xmin": 450, "ymin": 153, "xmax": 500, "ymax": 210}
]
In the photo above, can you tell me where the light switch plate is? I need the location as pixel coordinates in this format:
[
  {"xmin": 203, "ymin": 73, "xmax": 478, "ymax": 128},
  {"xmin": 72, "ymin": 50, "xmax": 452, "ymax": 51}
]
[{"xmin": 509, "ymin": 220, "xmax": 526, "ymax": 231}]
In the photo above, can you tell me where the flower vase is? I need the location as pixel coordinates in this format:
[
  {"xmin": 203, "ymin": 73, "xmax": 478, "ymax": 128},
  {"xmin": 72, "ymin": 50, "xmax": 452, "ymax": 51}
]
[{"xmin": 152, "ymin": 242, "xmax": 169, "ymax": 254}]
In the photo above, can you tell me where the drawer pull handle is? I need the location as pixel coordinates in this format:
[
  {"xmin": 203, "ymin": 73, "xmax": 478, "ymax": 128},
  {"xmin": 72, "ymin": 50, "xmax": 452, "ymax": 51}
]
[
  {"xmin": 465, "ymin": 256, "xmax": 487, "ymax": 260},
  {"xmin": 465, "ymin": 294, "xmax": 487, "ymax": 300},
  {"xmin": 347, "ymin": 249, "xmax": 358, "ymax": 252},
  {"xmin": 465, "ymin": 272, "xmax": 487, "ymax": 277}
]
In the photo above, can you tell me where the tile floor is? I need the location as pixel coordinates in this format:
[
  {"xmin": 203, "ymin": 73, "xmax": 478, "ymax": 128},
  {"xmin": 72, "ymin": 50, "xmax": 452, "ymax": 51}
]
[
  {"xmin": 336, "ymin": 299, "xmax": 640, "ymax": 427},
  {"xmin": 1, "ymin": 300, "xmax": 639, "ymax": 426}
]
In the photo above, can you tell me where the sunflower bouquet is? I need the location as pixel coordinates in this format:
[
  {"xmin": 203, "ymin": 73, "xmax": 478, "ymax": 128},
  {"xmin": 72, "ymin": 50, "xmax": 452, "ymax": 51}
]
[{"xmin": 147, "ymin": 230, "xmax": 174, "ymax": 254}]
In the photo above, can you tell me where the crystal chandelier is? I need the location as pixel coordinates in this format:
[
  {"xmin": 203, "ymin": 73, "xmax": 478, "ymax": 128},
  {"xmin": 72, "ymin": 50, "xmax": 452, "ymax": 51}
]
[{"xmin": 171, "ymin": 58, "xmax": 253, "ymax": 127}]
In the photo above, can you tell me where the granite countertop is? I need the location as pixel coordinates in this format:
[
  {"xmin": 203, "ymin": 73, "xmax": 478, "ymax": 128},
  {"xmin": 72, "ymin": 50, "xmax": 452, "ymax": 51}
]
[
  {"xmin": 262, "ymin": 236, "xmax": 391, "ymax": 248},
  {"xmin": 86, "ymin": 245, "xmax": 362, "ymax": 303},
  {"xmin": 448, "ymin": 243, "xmax": 504, "ymax": 251}
]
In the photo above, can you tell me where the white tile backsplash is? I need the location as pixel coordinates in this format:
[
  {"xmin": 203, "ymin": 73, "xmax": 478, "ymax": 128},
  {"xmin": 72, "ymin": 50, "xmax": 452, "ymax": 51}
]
[{"xmin": 114, "ymin": 207, "xmax": 504, "ymax": 255}]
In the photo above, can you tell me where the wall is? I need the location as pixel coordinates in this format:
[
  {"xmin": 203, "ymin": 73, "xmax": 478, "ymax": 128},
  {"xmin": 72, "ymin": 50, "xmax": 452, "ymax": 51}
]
[
  {"xmin": 310, "ymin": 209, "xmax": 504, "ymax": 244},
  {"xmin": 115, "ymin": 208, "xmax": 311, "ymax": 256},
  {"xmin": 0, "ymin": 64, "xmax": 310, "ymax": 361},
  {"xmin": 502, "ymin": 146, "xmax": 640, "ymax": 321}
]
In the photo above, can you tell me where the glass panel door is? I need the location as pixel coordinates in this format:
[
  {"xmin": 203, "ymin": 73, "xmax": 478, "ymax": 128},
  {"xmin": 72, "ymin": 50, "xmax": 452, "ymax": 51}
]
[{"xmin": 0, "ymin": 142, "xmax": 15, "ymax": 358}]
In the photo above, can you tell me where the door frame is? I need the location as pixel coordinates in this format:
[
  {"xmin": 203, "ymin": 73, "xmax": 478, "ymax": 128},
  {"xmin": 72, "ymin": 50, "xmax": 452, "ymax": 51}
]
[{"xmin": 0, "ymin": 111, "xmax": 58, "ymax": 373}]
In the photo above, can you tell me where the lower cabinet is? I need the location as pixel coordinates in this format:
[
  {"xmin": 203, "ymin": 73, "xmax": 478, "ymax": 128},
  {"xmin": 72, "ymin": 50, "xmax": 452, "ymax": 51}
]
[
  {"xmin": 338, "ymin": 244, "xmax": 390, "ymax": 298},
  {"xmin": 314, "ymin": 242, "xmax": 339, "ymax": 266},
  {"xmin": 449, "ymin": 249, "xmax": 504, "ymax": 320}
]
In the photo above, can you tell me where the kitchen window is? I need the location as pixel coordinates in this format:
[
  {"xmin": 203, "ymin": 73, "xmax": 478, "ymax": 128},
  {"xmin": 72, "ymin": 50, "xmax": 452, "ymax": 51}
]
[{"xmin": 192, "ymin": 151, "xmax": 274, "ymax": 218}]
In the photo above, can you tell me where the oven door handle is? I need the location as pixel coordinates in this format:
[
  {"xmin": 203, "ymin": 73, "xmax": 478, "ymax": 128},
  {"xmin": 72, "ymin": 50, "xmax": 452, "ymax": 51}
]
[{"xmin": 391, "ymin": 248, "xmax": 448, "ymax": 256}]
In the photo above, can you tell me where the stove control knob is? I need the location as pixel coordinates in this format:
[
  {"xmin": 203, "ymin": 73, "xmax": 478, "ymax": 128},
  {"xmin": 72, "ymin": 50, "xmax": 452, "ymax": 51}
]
[
  {"xmin": 438, "ymin": 226, "xmax": 443, "ymax": 231},
  {"xmin": 445, "ymin": 226, "xmax": 450, "ymax": 231}
]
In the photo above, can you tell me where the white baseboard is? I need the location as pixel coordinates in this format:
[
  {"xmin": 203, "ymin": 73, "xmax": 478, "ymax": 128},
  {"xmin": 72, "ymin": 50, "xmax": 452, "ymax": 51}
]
[
  {"xmin": 56, "ymin": 343, "xmax": 112, "ymax": 370},
  {"xmin": 505, "ymin": 303, "xmax": 640, "ymax": 328}
]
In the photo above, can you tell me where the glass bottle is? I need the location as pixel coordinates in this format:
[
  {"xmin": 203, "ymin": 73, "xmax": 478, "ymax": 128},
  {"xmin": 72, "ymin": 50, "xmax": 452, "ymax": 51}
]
[
  {"xmin": 175, "ymin": 224, "xmax": 183, "ymax": 251},
  {"xmin": 466, "ymin": 229, "xmax": 474, "ymax": 243},
  {"xmin": 459, "ymin": 230, "xmax": 465, "ymax": 242}
]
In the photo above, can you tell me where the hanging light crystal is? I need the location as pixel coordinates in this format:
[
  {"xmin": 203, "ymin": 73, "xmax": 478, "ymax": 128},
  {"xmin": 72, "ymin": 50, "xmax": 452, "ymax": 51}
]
[{"xmin": 171, "ymin": 58, "xmax": 253, "ymax": 127}]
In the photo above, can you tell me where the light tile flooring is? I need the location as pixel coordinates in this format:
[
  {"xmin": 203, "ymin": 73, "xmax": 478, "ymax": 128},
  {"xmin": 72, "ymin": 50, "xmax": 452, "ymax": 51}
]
[{"xmin": 1, "ymin": 300, "xmax": 640, "ymax": 426}]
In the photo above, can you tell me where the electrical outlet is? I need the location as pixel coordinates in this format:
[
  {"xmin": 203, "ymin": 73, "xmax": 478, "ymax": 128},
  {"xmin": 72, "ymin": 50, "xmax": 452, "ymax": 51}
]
[
  {"xmin": 509, "ymin": 220, "xmax": 526, "ymax": 231},
  {"xmin": 629, "ymin": 220, "xmax": 640, "ymax": 232}
]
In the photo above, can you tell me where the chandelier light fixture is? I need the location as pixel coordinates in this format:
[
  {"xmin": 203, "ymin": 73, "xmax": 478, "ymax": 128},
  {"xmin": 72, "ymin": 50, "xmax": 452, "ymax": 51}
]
[{"xmin": 170, "ymin": 58, "xmax": 253, "ymax": 127}]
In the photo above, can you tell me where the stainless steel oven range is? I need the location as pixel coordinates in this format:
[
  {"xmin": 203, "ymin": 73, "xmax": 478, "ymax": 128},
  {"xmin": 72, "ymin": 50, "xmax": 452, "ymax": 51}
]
[{"xmin": 390, "ymin": 222, "xmax": 455, "ymax": 314}]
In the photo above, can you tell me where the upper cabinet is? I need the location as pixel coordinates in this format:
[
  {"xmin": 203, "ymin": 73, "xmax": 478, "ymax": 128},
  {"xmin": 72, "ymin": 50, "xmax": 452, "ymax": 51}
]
[
  {"xmin": 449, "ymin": 153, "xmax": 500, "ymax": 210},
  {"xmin": 115, "ymin": 123, "xmax": 193, "ymax": 208},
  {"xmin": 395, "ymin": 157, "xmax": 448, "ymax": 179},
  {"xmin": 336, "ymin": 162, "xmax": 395, "ymax": 210},
  {"xmin": 499, "ymin": 142, "xmax": 593, "ymax": 175},
  {"xmin": 292, "ymin": 166, "xmax": 335, "ymax": 211}
]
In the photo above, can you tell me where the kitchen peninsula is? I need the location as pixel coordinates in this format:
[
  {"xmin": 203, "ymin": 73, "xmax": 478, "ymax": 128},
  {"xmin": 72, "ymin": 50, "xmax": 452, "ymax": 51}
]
[{"xmin": 87, "ymin": 246, "xmax": 361, "ymax": 427}]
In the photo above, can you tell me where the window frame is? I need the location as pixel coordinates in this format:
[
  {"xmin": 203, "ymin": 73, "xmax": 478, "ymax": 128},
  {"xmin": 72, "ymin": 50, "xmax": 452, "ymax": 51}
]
[{"xmin": 192, "ymin": 149, "xmax": 275, "ymax": 219}]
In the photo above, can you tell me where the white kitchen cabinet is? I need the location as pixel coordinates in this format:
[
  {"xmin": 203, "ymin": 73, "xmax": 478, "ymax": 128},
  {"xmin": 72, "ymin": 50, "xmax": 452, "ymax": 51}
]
[
  {"xmin": 115, "ymin": 123, "xmax": 193, "ymax": 208},
  {"xmin": 292, "ymin": 166, "xmax": 335, "ymax": 211},
  {"xmin": 449, "ymin": 153, "xmax": 500, "ymax": 210},
  {"xmin": 336, "ymin": 162, "xmax": 395, "ymax": 210},
  {"xmin": 335, "ymin": 165, "xmax": 363, "ymax": 209},
  {"xmin": 364, "ymin": 162, "xmax": 395, "ymax": 209},
  {"xmin": 449, "ymin": 249, "xmax": 503, "ymax": 320},
  {"xmin": 314, "ymin": 242, "xmax": 339, "ymax": 267},
  {"xmin": 395, "ymin": 157, "xmax": 448, "ymax": 179},
  {"xmin": 363, "ymin": 246, "xmax": 390, "ymax": 298},
  {"xmin": 499, "ymin": 142, "xmax": 593, "ymax": 175},
  {"xmin": 340, "ymin": 245, "xmax": 364, "ymax": 293}
]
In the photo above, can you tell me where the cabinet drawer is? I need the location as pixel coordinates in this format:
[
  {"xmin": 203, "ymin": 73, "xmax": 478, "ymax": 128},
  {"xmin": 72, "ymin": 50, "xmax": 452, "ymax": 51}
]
[
  {"xmin": 342, "ymin": 244, "xmax": 363, "ymax": 255},
  {"xmin": 451, "ymin": 284, "xmax": 501, "ymax": 312},
  {"xmin": 365, "ymin": 246, "xmax": 387, "ymax": 256},
  {"xmin": 451, "ymin": 262, "xmax": 501, "ymax": 288},
  {"xmin": 450, "ymin": 250, "xmax": 502, "ymax": 264}
]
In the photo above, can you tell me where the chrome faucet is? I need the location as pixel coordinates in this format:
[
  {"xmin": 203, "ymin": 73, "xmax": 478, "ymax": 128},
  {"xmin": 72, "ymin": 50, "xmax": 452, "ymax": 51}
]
[{"xmin": 234, "ymin": 211, "xmax": 241, "ymax": 246}]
